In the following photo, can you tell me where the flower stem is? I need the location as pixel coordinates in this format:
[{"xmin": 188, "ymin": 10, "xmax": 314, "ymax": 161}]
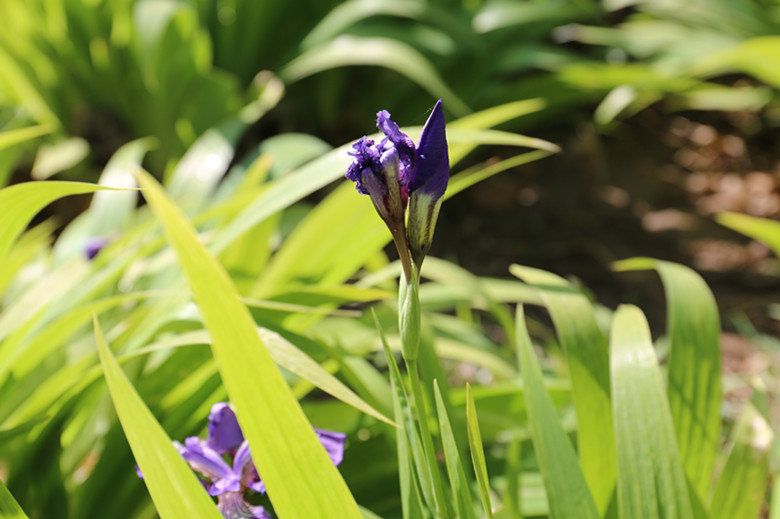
[
  {"xmin": 390, "ymin": 226, "xmax": 413, "ymax": 282},
  {"xmin": 406, "ymin": 358, "xmax": 448, "ymax": 517}
]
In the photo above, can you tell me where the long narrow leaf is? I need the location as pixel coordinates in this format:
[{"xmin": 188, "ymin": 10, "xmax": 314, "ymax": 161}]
[
  {"xmin": 0, "ymin": 181, "xmax": 109, "ymax": 265},
  {"xmin": 94, "ymin": 315, "xmax": 223, "ymax": 519},
  {"xmin": 610, "ymin": 305, "xmax": 694, "ymax": 519},
  {"xmin": 467, "ymin": 384, "xmax": 494, "ymax": 519},
  {"xmin": 377, "ymin": 313, "xmax": 427, "ymax": 519},
  {"xmin": 614, "ymin": 258, "xmax": 721, "ymax": 501},
  {"xmin": 132, "ymin": 328, "xmax": 394, "ymax": 426},
  {"xmin": 709, "ymin": 405, "xmax": 772, "ymax": 519},
  {"xmin": 515, "ymin": 305, "xmax": 601, "ymax": 519},
  {"xmin": 0, "ymin": 478, "xmax": 28, "ymax": 519},
  {"xmin": 435, "ymin": 380, "xmax": 478, "ymax": 519},
  {"xmin": 510, "ymin": 265, "xmax": 615, "ymax": 512},
  {"xmin": 716, "ymin": 211, "xmax": 780, "ymax": 257},
  {"xmin": 134, "ymin": 169, "xmax": 362, "ymax": 519}
]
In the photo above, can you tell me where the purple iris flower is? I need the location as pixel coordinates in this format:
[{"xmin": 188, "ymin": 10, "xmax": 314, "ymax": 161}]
[
  {"xmin": 346, "ymin": 100, "xmax": 449, "ymax": 273},
  {"xmin": 139, "ymin": 403, "xmax": 346, "ymax": 519}
]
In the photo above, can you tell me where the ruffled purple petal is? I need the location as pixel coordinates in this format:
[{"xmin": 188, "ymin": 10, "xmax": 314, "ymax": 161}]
[
  {"xmin": 346, "ymin": 137, "xmax": 382, "ymax": 195},
  {"xmin": 217, "ymin": 492, "xmax": 272, "ymax": 519},
  {"xmin": 411, "ymin": 99, "xmax": 449, "ymax": 199},
  {"xmin": 176, "ymin": 438, "xmax": 234, "ymax": 487},
  {"xmin": 206, "ymin": 403, "xmax": 244, "ymax": 454},
  {"xmin": 315, "ymin": 428, "xmax": 347, "ymax": 466},
  {"xmin": 376, "ymin": 110, "xmax": 416, "ymax": 185}
]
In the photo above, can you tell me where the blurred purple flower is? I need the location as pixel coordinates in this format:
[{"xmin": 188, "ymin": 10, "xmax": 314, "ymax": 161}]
[
  {"xmin": 84, "ymin": 236, "xmax": 109, "ymax": 260},
  {"xmin": 138, "ymin": 403, "xmax": 346, "ymax": 519},
  {"xmin": 346, "ymin": 100, "xmax": 449, "ymax": 270}
]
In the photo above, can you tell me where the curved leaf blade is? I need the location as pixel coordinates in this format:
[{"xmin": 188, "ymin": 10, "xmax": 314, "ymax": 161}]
[
  {"xmin": 710, "ymin": 405, "xmax": 772, "ymax": 519},
  {"xmin": 280, "ymin": 36, "xmax": 470, "ymax": 116},
  {"xmin": 94, "ymin": 315, "xmax": 223, "ymax": 519},
  {"xmin": 715, "ymin": 211, "xmax": 780, "ymax": 257},
  {"xmin": 516, "ymin": 305, "xmax": 601, "ymax": 519},
  {"xmin": 0, "ymin": 181, "xmax": 110, "ymax": 265},
  {"xmin": 610, "ymin": 305, "xmax": 694, "ymax": 519},
  {"xmin": 614, "ymin": 258, "xmax": 721, "ymax": 501},
  {"xmin": 134, "ymin": 169, "xmax": 362, "ymax": 519},
  {"xmin": 510, "ymin": 264, "xmax": 615, "ymax": 513},
  {"xmin": 0, "ymin": 479, "xmax": 28, "ymax": 519}
]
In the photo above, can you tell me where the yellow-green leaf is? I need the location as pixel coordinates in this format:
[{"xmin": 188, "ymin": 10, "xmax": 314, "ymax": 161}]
[
  {"xmin": 94, "ymin": 315, "xmax": 223, "ymax": 519},
  {"xmin": 134, "ymin": 168, "xmax": 362, "ymax": 519}
]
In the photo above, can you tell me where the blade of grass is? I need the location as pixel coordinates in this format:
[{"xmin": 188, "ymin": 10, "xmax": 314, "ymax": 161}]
[
  {"xmin": 377, "ymin": 312, "xmax": 427, "ymax": 519},
  {"xmin": 709, "ymin": 405, "xmax": 772, "ymax": 519},
  {"xmin": 510, "ymin": 264, "xmax": 615, "ymax": 513},
  {"xmin": 93, "ymin": 315, "xmax": 223, "ymax": 519},
  {"xmin": 0, "ymin": 181, "xmax": 111, "ymax": 265},
  {"xmin": 467, "ymin": 383, "xmax": 494, "ymax": 519},
  {"xmin": 610, "ymin": 305, "xmax": 694, "ymax": 519},
  {"xmin": 716, "ymin": 211, "xmax": 780, "ymax": 257},
  {"xmin": 614, "ymin": 258, "xmax": 721, "ymax": 501},
  {"xmin": 0, "ymin": 478, "xmax": 29, "ymax": 519},
  {"xmin": 132, "ymin": 328, "xmax": 394, "ymax": 426},
  {"xmin": 435, "ymin": 380, "xmax": 478, "ymax": 519},
  {"xmin": 0, "ymin": 124, "xmax": 50, "ymax": 152},
  {"xmin": 515, "ymin": 305, "xmax": 601, "ymax": 519},
  {"xmin": 134, "ymin": 168, "xmax": 362, "ymax": 519}
]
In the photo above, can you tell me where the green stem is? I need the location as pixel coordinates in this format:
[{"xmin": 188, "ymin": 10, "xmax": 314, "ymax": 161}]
[
  {"xmin": 407, "ymin": 358, "xmax": 449, "ymax": 518},
  {"xmin": 390, "ymin": 226, "xmax": 413, "ymax": 282}
]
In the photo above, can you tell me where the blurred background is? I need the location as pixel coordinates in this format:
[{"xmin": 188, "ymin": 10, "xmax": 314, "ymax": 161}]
[{"xmin": 3, "ymin": 0, "xmax": 780, "ymax": 384}]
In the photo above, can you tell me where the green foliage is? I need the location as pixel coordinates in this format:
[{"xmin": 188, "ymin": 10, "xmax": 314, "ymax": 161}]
[
  {"xmin": 610, "ymin": 305, "xmax": 694, "ymax": 519},
  {"xmin": 0, "ymin": 103, "xmax": 556, "ymax": 518},
  {"xmin": 94, "ymin": 315, "xmax": 224, "ymax": 519},
  {"xmin": 2, "ymin": 0, "xmax": 779, "ymax": 517}
]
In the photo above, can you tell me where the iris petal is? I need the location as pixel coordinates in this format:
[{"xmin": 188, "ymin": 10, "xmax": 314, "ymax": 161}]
[
  {"xmin": 217, "ymin": 492, "xmax": 272, "ymax": 519},
  {"xmin": 376, "ymin": 110, "xmax": 416, "ymax": 184},
  {"xmin": 410, "ymin": 99, "xmax": 448, "ymax": 199},
  {"xmin": 206, "ymin": 403, "xmax": 244, "ymax": 454},
  {"xmin": 315, "ymin": 428, "xmax": 347, "ymax": 466},
  {"xmin": 175, "ymin": 438, "xmax": 234, "ymax": 487}
]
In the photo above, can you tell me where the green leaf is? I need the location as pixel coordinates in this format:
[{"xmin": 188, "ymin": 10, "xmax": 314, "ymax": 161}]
[
  {"xmin": 613, "ymin": 258, "xmax": 721, "ymax": 501},
  {"xmin": 0, "ymin": 181, "xmax": 110, "ymax": 266},
  {"xmin": 0, "ymin": 478, "xmax": 29, "ymax": 519},
  {"xmin": 377, "ymin": 313, "xmax": 427, "ymax": 519},
  {"xmin": 715, "ymin": 211, "xmax": 780, "ymax": 258},
  {"xmin": 509, "ymin": 264, "xmax": 615, "ymax": 513},
  {"xmin": 134, "ymin": 327, "xmax": 394, "ymax": 426},
  {"xmin": 435, "ymin": 380, "xmax": 477, "ymax": 519},
  {"xmin": 467, "ymin": 383, "xmax": 494, "ymax": 519},
  {"xmin": 279, "ymin": 36, "xmax": 470, "ymax": 116},
  {"xmin": 134, "ymin": 169, "xmax": 362, "ymax": 519},
  {"xmin": 94, "ymin": 315, "xmax": 223, "ymax": 519},
  {"xmin": 610, "ymin": 305, "xmax": 694, "ymax": 519},
  {"xmin": 516, "ymin": 305, "xmax": 601, "ymax": 519},
  {"xmin": 709, "ymin": 405, "xmax": 772, "ymax": 519},
  {"xmin": 0, "ymin": 124, "xmax": 50, "ymax": 152}
]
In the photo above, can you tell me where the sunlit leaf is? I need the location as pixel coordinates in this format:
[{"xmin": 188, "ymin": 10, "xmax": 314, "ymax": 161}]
[
  {"xmin": 510, "ymin": 264, "xmax": 615, "ymax": 512},
  {"xmin": 516, "ymin": 305, "xmax": 601, "ymax": 519},
  {"xmin": 0, "ymin": 181, "xmax": 110, "ymax": 265},
  {"xmin": 610, "ymin": 305, "xmax": 694, "ymax": 519},
  {"xmin": 710, "ymin": 405, "xmax": 772, "ymax": 519},
  {"xmin": 94, "ymin": 315, "xmax": 223, "ymax": 519},
  {"xmin": 134, "ymin": 168, "xmax": 362, "ymax": 519},
  {"xmin": 0, "ymin": 478, "xmax": 28, "ymax": 519},
  {"xmin": 614, "ymin": 258, "xmax": 721, "ymax": 501}
]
